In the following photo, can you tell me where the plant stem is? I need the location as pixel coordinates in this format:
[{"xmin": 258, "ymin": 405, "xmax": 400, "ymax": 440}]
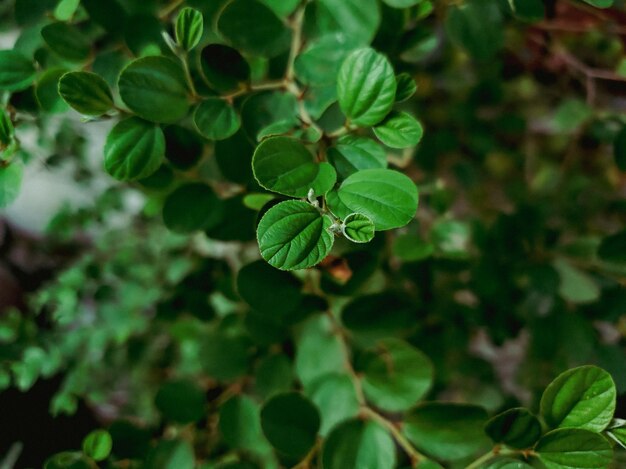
[{"xmin": 179, "ymin": 52, "xmax": 198, "ymax": 99}]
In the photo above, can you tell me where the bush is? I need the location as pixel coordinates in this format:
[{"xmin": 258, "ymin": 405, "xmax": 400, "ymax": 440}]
[{"xmin": 1, "ymin": 0, "xmax": 626, "ymax": 468}]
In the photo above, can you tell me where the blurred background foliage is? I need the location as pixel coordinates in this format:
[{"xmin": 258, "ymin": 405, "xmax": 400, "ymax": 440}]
[{"xmin": 1, "ymin": 0, "xmax": 626, "ymax": 467}]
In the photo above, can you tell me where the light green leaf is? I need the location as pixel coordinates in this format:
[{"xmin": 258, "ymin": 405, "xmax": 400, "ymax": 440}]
[
  {"xmin": 581, "ymin": 0, "xmax": 613, "ymax": 7},
  {"xmin": 217, "ymin": 0, "xmax": 291, "ymax": 58},
  {"xmin": 118, "ymin": 56, "xmax": 190, "ymax": 124},
  {"xmin": 162, "ymin": 183, "xmax": 221, "ymax": 233},
  {"xmin": 607, "ymin": 426, "xmax": 626, "ymax": 449},
  {"xmin": 361, "ymin": 338, "xmax": 433, "ymax": 412},
  {"xmin": 243, "ymin": 193, "xmax": 275, "ymax": 211},
  {"xmin": 485, "ymin": 408, "xmax": 542, "ymax": 449},
  {"xmin": 337, "ymin": 48, "xmax": 397, "ymax": 126},
  {"xmin": 395, "ymin": 73, "xmax": 417, "ymax": 102},
  {"xmin": 322, "ymin": 419, "xmax": 396, "ymax": 469},
  {"xmin": 256, "ymin": 200, "xmax": 334, "ymax": 270},
  {"xmin": 316, "ymin": 0, "xmax": 380, "ymax": 46},
  {"xmin": 553, "ymin": 258, "xmax": 600, "ymax": 304},
  {"xmin": 306, "ymin": 374, "xmax": 360, "ymax": 436},
  {"xmin": 175, "ymin": 7, "xmax": 203, "ymax": 52},
  {"xmin": 194, "ymin": 98, "xmax": 241, "ymax": 141},
  {"xmin": 82, "ymin": 430, "xmax": 113, "ymax": 462},
  {"xmin": 260, "ymin": 392, "xmax": 320, "ymax": 458},
  {"xmin": 41, "ymin": 22, "xmax": 90, "ymax": 62},
  {"xmin": 327, "ymin": 168, "xmax": 418, "ymax": 231},
  {"xmin": 535, "ymin": 428, "xmax": 612, "ymax": 469},
  {"xmin": 252, "ymin": 136, "xmax": 336, "ymax": 197},
  {"xmin": 0, "ymin": 50, "xmax": 36, "ymax": 91},
  {"xmin": 373, "ymin": 111, "xmax": 424, "ymax": 149},
  {"xmin": 144, "ymin": 439, "xmax": 194, "ymax": 469},
  {"xmin": 342, "ymin": 213, "xmax": 375, "ymax": 243},
  {"xmin": 403, "ymin": 403, "xmax": 490, "ymax": 461},
  {"xmin": 0, "ymin": 162, "xmax": 23, "ymax": 208},
  {"xmin": 327, "ymin": 136, "xmax": 387, "ymax": 180},
  {"xmin": 104, "ymin": 117, "xmax": 165, "ymax": 181},
  {"xmin": 35, "ymin": 68, "xmax": 69, "ymax": 113},
  {"xmin": 54, "ymin": 0, "xmax": 80, "ymax": 20},
  {"xmin": 58, "ymin": 71, "xmax": 113, "ymax": 116},
  {"xmin": 540, "ymin": 365, "xmax": 616, "ymax": 432}
]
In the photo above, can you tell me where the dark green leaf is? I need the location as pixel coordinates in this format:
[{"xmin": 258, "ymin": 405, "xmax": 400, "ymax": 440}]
[
  {"xmin": 162, "ymin": 183, "xmax": 221, "ymax": 233},
  {"xmin": 295, "ymin": 33, "xmax": 358, "ymax": 87},
  {"xmin": 383, "ymin": 0, "xmax": 423, "ymax": 7},
  {"xmin": 507, "ymin": 0, "xmax": 545, "ymax": 21},
  {"xmin": 144, "ymin": 440, "xmax": 194, "ymax": 469},
  {"xmin": 307, "ymin": 374, "xmax": 360, "ymax": 436},
  {"xmin": 316, "ymin": 0, "xmax": 381, "ymax": 46},
  {"xmin": 193, "ymin": 98, "xmax": 241, "ymax": 140},
  {"xmin": 41, "ymin": 22, "xmax": 91, "ymax": 62},
  {"xmin": 446, "ymin": 0, "xmax": 503, "ymax": 60},
  {"xmin": 219, "ymin": 395, "xmax": 268, "ymax": 451},
  {"xmin": 395, "ymin": 73, "xmax": 417, "ymax": 102},
  {"xmin": 0, "ymin": 50, "xmax": 36, "ymax": 91},
  {"xmin": 614, "ymin": 126, "xmax": 626, "ymax": 171},
  {"xmin": 535, "ymin": 428, "xmax": 612, "ymax": 469},
  {"xmin": 155, "ymin": 379, "xmax": 206, "ymax": 424},
  {"xmin": 597, "ymin": 230, "xmax": 626, "ymax": 263},
  {"xmin": 485, "ymin": 408, "xmax": 542, "ymax": 449},
  {"xmin": 59, "ymin": 71, "xmax": 114, "ymax": 116},
  {"xmin": 199, "ymin": 44, "xmax": 250, "ymax": 93},
  {"xmin": 35, "ymin": 68, "xmax": 69, "ymax": 113}
]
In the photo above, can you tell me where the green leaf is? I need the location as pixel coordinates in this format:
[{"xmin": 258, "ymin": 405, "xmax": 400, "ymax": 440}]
[
  {"xmin": 217, "ymin": 0, "xmax": 291, "ymax": 58},
  {"xmin": 162, "ymin": 183, "xmax": 221, "ymax": 233},
  {"xmin": 241, "ymin": 91, "xmax": 298, "ymax": 142},
  {"xmin": 252, "ymin": 136, "xmax": 336, "ymax": 197},
  {"xmin": 260, "ymin": 392, "xmax": 320, "ymax": 458},
  {"xmin": 35, "ymin": 68, "xmax": 69, "ymax": 113},
  {"xmin": 342, "ymin": 213, "xmax": 375, "ymax": 243},
  {"xmin": 41, "ymin": 22, "xmax": 91, "ymax": 62},
  {"xmin": 395, "ymin": 73, "xmax": 417, "ymax": 102},
  {"xmin": 295, "ymin": 33, "xmax": 359, "ymax": 87},
  {"xmin": 614, "ymin": 126, "xmax": 626, "ymax": 171},
  {"xmin": 403, "ymin": 403, "xmax": 490, "ymax": 461},
  {"xmin": 581, "ymin": 0, "xmax": 613, "ymax": 8},
  {"xmin": 198, "ymin": 44, "xmax": 250, "ymax": 93},
  {"xmin": 597, "ymin": 230, "xmax": 626, "ymax": 263},
  {"xmin": 0, "ymin": 108, "xmax": 14, "ymax": 149},
  {"xmin": 382, "ymin": 0, "xmax": 423, "ymax": 7},
  {"xmin": 219, "ymin": 395, "xmax": 268, "ymax": 451},
  {"xmin": 104, "ymin": 117, "xmax": 165, "ymax": 181},
  {"xmin": 316, "ymin": 0, "xmax": 381, "ymax": 46},
  {"xmin": 193, "ymin": 99, "xmax": 241, "ymax": 140},
  {"xmin": 507, "ymin": 0, "xmax": 545, "ymax": 21},
  {"xmin": 327, "ymin": 168, "xmax": 418, "ymax": 231},
  {"xmin": 322, "ymin": 419, "xmax": 396, "ymax": 469},
  {"xmin": 54, "ymin": 0, "xmax": 80, "ymax": 21},
  {"xmin": 306, "ymin": 374, "xmax": 360, "ymax": 436},
  {"xmin": 341, "ymin": 293, "xmax": 414, "ymax": 340},
  {"xmin": 446, "ymin": 0, "xmax": 503, "ymax": 60},
  {"xmin": 243, "ymin": 193, "xmax": 275, "ymax": 210},
  {"xmin": 215, "ymin": 130, "xmax": 254, "ymax": 183},
  {"xmin": 482, "ymin": 458, "xmax": 534, "ymax": 469},
  {"xmin": 373, "ymin": 111, "xmax": 424, "ymax": 149},
  {"xmin": 484, "ymin": 408, "xmax": 542, "ymax": 449},
  {"xmin": 0, "ymin": 50, "xmax": 36, "ymax": 91},
  {"xmin": 144, "ymin": 439, "xmax": 194, "ymax": 469},
  {"xmin": 118, "ymin": 56, "xmax": 190, "ymax": 124},
  {"xmin": 327, "ymin": 136, "xmax": 387, "ymax": 180},
  {"xmin": 58, "ymin": 71, "xmax": 114, "ymax": 116},
  {"xmin": 255, "ymin": 354, "xmax": 293, "ymax": 399},
  {"xmin": 553, "ymin": 258, "xmax": 600, "ymax": 304},
  {"xmin": 607, "ymin": 426, "xmax": 626, "ymax": 449},
  {"xmin": 337, "ymin": 48, "xmax": 397, "ymax": 127},
  {"xmin": 44, "ymin": 452, "xmax": 92, "ymax": 469},
  {"xmin": 540, "ymin": 365, "xmax": 616, "ymax": 432},
  {"xmin": 0, "ymin": 163, "xmax": 23, "ymax": 208},
  {"xmin": 361, "ymin": 338, "xmax": 433, "ymax": 412},
  {"xmin": 176, "ymin": 7, "xmax": 204, "ymax": 52},
  {"xmin": 535, "ymin": 428, "xmax": 612, "ymax": 469},
  {"xmin": 82, "ymin": 430, "xmax": 113, "ymax": 461},
  {"xmin": 155, "ymin": 379, "xmax": 206, "ymax": 424},
  {"xmin": 256, "ymin": 200, "xmax": 334, "ymax": 270}
]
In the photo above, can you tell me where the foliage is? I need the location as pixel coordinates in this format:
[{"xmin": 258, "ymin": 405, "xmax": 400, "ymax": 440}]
[{"xmin": 1, "ymin": 0, "xmax": 626, "ymax": 468}]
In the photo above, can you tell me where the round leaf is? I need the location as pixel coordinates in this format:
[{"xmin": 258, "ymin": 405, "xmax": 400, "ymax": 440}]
[
  {"xmin": 322, "ymin": 419, "xmax": 396, "ymax": 469},
  {"xmin": 327, "ymin": 168, "xmax": 418, "ymax": 231},
  {"xmin": 82, "ymin": 430, "xmax": 113, "ymax": 461},
  {"xmin": 104, "ymin": 117, "xmax": 165, "ymax": 181},
  {"xmin": 252, "ymin": 136, "xmax": 336, "ymax": 197},
  {"xmin": 193, "ymin": 99, "xmax": 241, "ymax": 141},
  {"xmin": 540, "ymin": 365, "xmax": 616, "ymax": 432},
  {"xmin": 395, "ymin": 73, "xmax": 417, "ymax": 102},
  {"xmin": 119, "ymin": 56, "xmax": 190, "ymax": 124},
  {"xmin": 162, "ymin": 183, "xmax": 221, "ymax": 233},
  {"xmin": 307, "ymin": 373, "xmax": 360, "ymax": 436},
  {"xmin": 327, "ymin": 136, "xmax": 387, "ymax": 180},
  {"xmin": 219, "ymin": 395, "xmax": 267, "ymax": 451},
  {"xmin": 0, "ymin": 162, "xmax": 23, "ymax": 208},
  {"xmin": 41, "ymin": 22, "xmax": 91, "ymax": 62},
  {"xmin": 257, "ymin": 200, "xmax": 334, "ymax": 270},
  {"xmin": 155, "ymin": 379, "xmax": 206, "ymax": 424},
  {"xmin": 260, "ymin": 392, "xmax": 320, "ymax": 458},
  {"xmin": 535, "ymin": 428, "xmax": 613, "ymax": 469},
  {"xmin": 337, "ymin": 48, "xmax": 397, "ymax": 127},
  {"xmin": 176, "ymin": 7, "xmax": 204, "ymax": 52},
  {"xmin": 342, "ymin": 213, "xmax": 375, "ymax": 243},
  {"xmin": 373, "ymin": 111, "xmax": 424, "ymax": 149},
  {"xmin": 59, "ymin": 71, "xmax": 114, "ymax": 116},
  {"xmin": 199, "ymin": 44, "xmax": 250, "ymax": 93},
  {"xmin": 0, "ymin": 50, "xmax": 36, "ymax": 91},
  {"xmin": 54, "ymin": 0, "xmax": 80, "ymax": 21},
  {"xmin": 217, "ymin": 0, "xmax": 291, "ymax": 58},
  {"xmin": 484, "ymin": 408, "xmax": 542, "ymax": 449}
]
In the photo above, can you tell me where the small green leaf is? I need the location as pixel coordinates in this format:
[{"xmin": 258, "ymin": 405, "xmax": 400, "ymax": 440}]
[
  {"xmin": 535, "ymin": 428, "xmax": 612, "ymax": 469},
  {"xmin": 155, "ymin": 379, "xmax": 206, "ymax": 424},
  {"xmin": 342, "ymin": 213, "xmax": 375, "ymax": 243},
  {"xmin": 257, "ymin": 200, "xmax": 334, "ymax": 270},
  {"xmin": 54, "ymin": 0, "xmax": 80, "ymax": 21},
  {"xmin": 485, "ymin": 408, "xmax": 542, "ymax": 449},
  {"xmin": 373, "ymin": 111, "xmax": 424, "ymax": 149},
  {"xmin": 307, "ymin": 374, "xmax": 360, "ymax": 436},
  {"xmin": 44, "ymin": 452, "xmax": 92, "ymax": 469},
  {"xmin": 198, "ymin": 44, "xmax": 250, "ymax": 93},
  {"xmin": 540, "ymin": 365, "xmax": 616, "ymax": 432},
  {"xmin": 403, "ymin": 403, "xmax": 490, "ymax": 461},
  {"xmin": 219, "ymin": 395, "xmax": 267, "ymax": 451},
  {"xmin": 104, "ymin": 117, "xmax": 165, "ymax": 181},
  {"xmin": 243, "ymin": 193, "xmax": 275, "ymax": 210},
  {"xmin": 144, "ymin": 439, "xmax": 194, "ymax": 469},
  {"xmin": 35, "ymin": 68, "xmax": 69, "ymax": 113},
  {"xmin": 0, "ymin": 162, "xmax": 23, "ymax": 208},
  {"xmin": 82, "ymin": 430, "xmax": 113, "ymax": 461},
  {"xmin": 322, "ymin": 419, "xmax": 396, "ymax": 469},
  {"xmin": 361, "ymin": 338, "xmax": 433, "ymax": 412},
  {"xmin": 581, "ymin": 0, "xmax": 613, "ymax": 7},
  {"xmin": 176, "ymin": 7, "xmax": 203, "ymax": 52},
  {"xmin": 327, "ymin": 168, "xmax": 418, "ymax": 231},
  {"xmin": 0, "ymin": 50, "xmax": 36, "ymax": 91},
  {"xmin": 59, "ymin": 71, "xmax": 114, "ymax": 116},
  {"xmin": 162, "ymin": 183, "xmax": 221, "ymax": 233},
  {"xmin": 598, "ymin": 230, "xmax": 626, "ymax": 264},
  {"xmin": 41, "ymin": 22, "xmax": 91, "ymax": 62},
  {"xmin": 260, "ymin": 392, "xmax": 320, "ymax": 458},
  {"xmin": 395, "ymin": 73, "xmax": 417, "ymax": 102},
  {"xmin": 193, "ymin": 99, "xmax": 241, "ymax": 140},
  {"xmin": 327, "ymin": 136, "xmax": 387, "ymax": 180},
  {"xmin": 118, "ymin": 56, "xmax": 190, "ymax": 124},
  {"xmin": 337, "ymin": 48, "xmax": 397, "ymax": 126},
  {"xmin": 553, "ymin": 258, "xmax": 600, "ymax": 304},
  {"xmin": 217, "ymin": 0, "xmax": 291, "ymax": 58},
  {"xmin": 252, "ymin": 136, "xmax": 336, "ymax": 197},
  {"xmin": 614, "ymin": 126, "xmax": 626, "ymax": 171}
]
